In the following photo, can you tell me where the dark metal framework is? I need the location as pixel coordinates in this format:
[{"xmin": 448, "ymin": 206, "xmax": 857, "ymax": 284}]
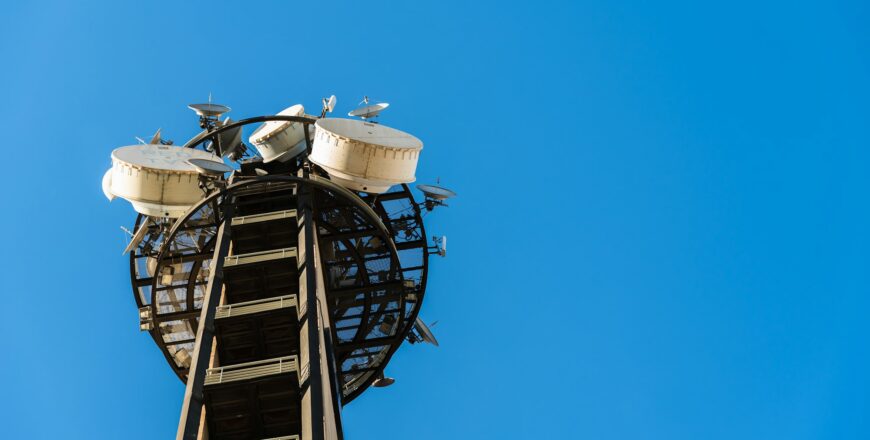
[{"xmin": 126, "ymin": 116, "xmax": 429, "ymax": 404}]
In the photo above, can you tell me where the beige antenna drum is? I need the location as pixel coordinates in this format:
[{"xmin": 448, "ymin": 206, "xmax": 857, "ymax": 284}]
[
  {"xmin": 248, "ymin": 104, "xmax": 309, "ymax": 163},
  {"xmin": 106, "ymin": 144, "xmax": 218, "ymax": 217},
  {"xmin": 310, "ymin": 118, "xmax": 423, "ymax": 193}
]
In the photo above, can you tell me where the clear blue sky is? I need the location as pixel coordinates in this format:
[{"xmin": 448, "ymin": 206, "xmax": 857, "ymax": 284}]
[{"xmin": 0, "ymin": 1, "xmax": 868, "ymax": 438}]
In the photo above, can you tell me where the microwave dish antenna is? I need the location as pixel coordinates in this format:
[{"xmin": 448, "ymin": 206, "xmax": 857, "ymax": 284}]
[
  {"xmin": 417, "ymin": 184, "xmax": 456, "ymax": 201},
  {"xmin": 189, "ymin": 101, "xmax": 231, "ymax": 131},
  {"xmin": 349, "ymin": 102, "xmax": 389, "ymax": 119},
  {"xmin": 372, "ymin": 372, "xmax": 395, "ymax": 388},
  {"xmin": 408, "ymin": 317, "xmax": 440, "ymax": 346},
  {"xmin": 188, "ymin": 103, "xmax": 230, "ymax": 118},
  {"xmin": 417, "ymin": 184, "xmax": 456, "ymax": 210},
  {"xmin": 135, "ymin": 128, "xmax": 172, "ymax": 146},
  {"xmin": 210, "ymin": 118, "xmax": 246, "ymax": 160},
  {"xmin": 186, "ymin": 158, "xmax": 233, "ymax": 176}
]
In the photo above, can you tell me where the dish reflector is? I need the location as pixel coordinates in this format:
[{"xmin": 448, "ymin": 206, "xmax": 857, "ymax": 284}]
[
  {"xmin": 416, "ymin": 184, "xmax": 456, "ymax": 201},
  {"xmin": 188, "ymin": 103, "xmax": 231, "ymax": 118},
  {"xmin": 216, "ymin": 118, "xmax": 244, "ymax": 159},
  {"xmin": 348, "ymin": 102, "xmax": 389, "ymax": 119},
  {"xmin": 372, "ymin": 372, "xmax": 395, "ymax": 387},
  {"xmin": 414, "ymin": 317, "xmax": 440, "ymax": 347},
  {"xmin": 186, "ymin": 158, "xmax": 233, "ymax": 176}
]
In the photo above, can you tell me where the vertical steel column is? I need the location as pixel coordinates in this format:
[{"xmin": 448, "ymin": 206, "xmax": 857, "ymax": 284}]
[
  {"xmin": 299, "ymin": 178, "xmax": 325, "ymax": 440},
  {"xmin": 176, "ymin": 199, "xmax": 234, "ymax": 440}
]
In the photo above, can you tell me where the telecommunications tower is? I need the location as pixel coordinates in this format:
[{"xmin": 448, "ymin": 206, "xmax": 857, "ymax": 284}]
[{"xmin": 101, "ymin": 96, "xmax": 453, "ymax": 439}]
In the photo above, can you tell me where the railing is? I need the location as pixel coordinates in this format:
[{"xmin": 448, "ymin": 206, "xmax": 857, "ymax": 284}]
[
  {"xmin": 216, "ymin": 295, "xmax": 298, "ymax": 319},
  {"xmin": 231, "ymin": 209, "xmax": 297, "ymax": 226},
  {"xmin": 205, "ymin": 355, "xmax": 299, "ymax": 385},
  {"xmin": 224, "ymin": 247, "xmax": 297, "ymax": 267}
]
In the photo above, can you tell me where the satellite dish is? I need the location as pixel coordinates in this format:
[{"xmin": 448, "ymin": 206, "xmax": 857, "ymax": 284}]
[
  {"xmin": 414, "ymin": 317, "xmax": 440, "ymax": 347},
  {"xmin": 149, "ymin": 128, "xmax": 162, "ymax": 145},
  {"xmin": 417, "ymin": 184, "xmax": 456, "ymax": 201},
  {"xmin": 123, "ymin": 218, "xmax": 152, "ymax": 254},
  {"xmin": 135, "ymin": 128, "xmax": 166, "ymax": 145},
  {"xmin": 186, "ymin": 158, "xmax": 233, "ymax": 176},
  {"xmin": 214, "ymin": 118, "xmax": 245, "ymax": 160},
  {"xmin": 348, "ymin": 102, "xmax": 389, "ymax": 119},
  {"xmin": 188, "ymin": 103, "xmax": 231, "ymax": 118},
  {"xmin": 372, "ymin": 372, "xmax": 395, "ymax": 387}
]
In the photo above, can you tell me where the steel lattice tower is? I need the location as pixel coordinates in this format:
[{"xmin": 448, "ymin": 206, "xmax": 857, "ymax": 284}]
[{"xmin": 107, "ymin": 109, "xmax": 445, "ymax": 440}]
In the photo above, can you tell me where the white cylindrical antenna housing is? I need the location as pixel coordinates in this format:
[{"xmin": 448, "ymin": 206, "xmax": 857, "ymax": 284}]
[
  {"xmin": 107, "ymin": 144, "xmax": 219, "ymax": 218},
  {"xmin": 310, "ymin": 118, "xmax": 423, "ymax": 193},
  {"xmin": 248, "ymin": 104, "xmax": 310, "ymax": 163}
]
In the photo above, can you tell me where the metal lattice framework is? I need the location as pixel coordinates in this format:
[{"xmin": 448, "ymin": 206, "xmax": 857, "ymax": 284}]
[{"xmin": 127, "ymin": 116, "xmax": 429, "ymax": 404}]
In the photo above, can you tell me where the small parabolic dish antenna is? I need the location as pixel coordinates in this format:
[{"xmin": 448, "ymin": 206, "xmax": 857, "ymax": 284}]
[
  {"xmin": 188, "ymin": 103, "xmax": 231, "ymax": 118},
  {"xmin": 416, "ymin": 184, "xmax": 456, "ymax": 201},
  {"xmin": 372, "ymin": 372, "xmax": 395, "ymax": 387},
  {"xmin": 348, "ymin": 102, "xmax": 389, "ymax": 119},
  {"xmin": 186, "ymin": 158, "xmax": 233, "ymax": 176},
  {"xmin": 215, "ymin": 118, "xmax": 245, "ymax": 160},
  {"xmin": 414, "ymin": 317, "xmax": 440, "ymax": 347}
]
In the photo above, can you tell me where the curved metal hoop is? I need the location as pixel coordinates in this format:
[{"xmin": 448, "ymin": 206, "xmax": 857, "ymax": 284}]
[{"xmin": 143, "ymin": 173, "xmax": 427, "ymax": 402}]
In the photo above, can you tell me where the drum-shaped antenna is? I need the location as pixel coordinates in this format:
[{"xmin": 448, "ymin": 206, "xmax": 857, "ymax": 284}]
[
  {"xmin": 109, "ymin": 144, "xmax": 220, "ymax": 217},
  {"xmin": 311, "ymin": 118, "xmax": 422, "ymax": 193},
  {"xmin": 248, "ymin": 104, "xmax": 308, "ymax": 163}
]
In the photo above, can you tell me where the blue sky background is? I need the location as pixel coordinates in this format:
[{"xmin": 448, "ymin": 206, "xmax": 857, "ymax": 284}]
[{"xmin": 0, "ymin": 0, "xmax": 868, "ymax": 438}]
